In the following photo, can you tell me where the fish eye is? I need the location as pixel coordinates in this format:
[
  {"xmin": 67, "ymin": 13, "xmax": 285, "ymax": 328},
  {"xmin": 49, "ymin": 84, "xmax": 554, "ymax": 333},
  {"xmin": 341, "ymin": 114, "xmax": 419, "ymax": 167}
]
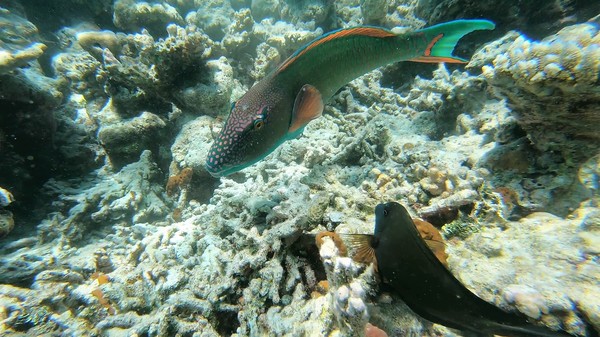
[
  {"xmin": 253, "ymin": 119, "xmax": 264, "ymax": 129},
  {"xmin": 383, "ymin": 209, "xmax": 389, "ymax": 216}
]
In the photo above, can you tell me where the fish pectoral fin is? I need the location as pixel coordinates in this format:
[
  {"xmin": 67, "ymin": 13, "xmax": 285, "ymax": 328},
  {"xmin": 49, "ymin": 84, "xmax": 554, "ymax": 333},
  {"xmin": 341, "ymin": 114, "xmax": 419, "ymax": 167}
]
[
  {"xmin": 289, "ymin": 84, "xmax": 323, "ymax": 133},
  {"xmin": 340, "ymin": 234, "xmax": 378, "ymax": 269}
]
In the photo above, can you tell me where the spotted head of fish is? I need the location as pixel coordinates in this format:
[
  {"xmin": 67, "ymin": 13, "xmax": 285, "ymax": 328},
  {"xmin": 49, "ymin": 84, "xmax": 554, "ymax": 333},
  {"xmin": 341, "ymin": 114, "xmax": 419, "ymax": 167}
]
[{"xmin": 205, "ymin": 78, "xmax": 294, "ymax": 177}]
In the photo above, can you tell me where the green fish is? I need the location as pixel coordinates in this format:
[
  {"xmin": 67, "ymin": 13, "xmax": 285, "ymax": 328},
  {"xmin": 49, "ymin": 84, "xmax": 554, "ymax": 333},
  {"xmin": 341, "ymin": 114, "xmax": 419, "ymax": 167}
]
[
  {"xmin": 346, "ymin": 202, "xmax": 575, "ymax": 337},
  {"xmin": 205, "ymin": 20, "xmax": 495, "ymax": 177}
]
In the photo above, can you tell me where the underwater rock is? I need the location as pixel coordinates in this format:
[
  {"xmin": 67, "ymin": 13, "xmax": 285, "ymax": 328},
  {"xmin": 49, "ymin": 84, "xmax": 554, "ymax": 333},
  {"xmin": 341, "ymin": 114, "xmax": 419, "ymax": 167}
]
[
  {"xmin": 0, "ymin": 63, "xmax": 66, "ymax": 210},
  {"xmin": 98, "ymin": 111, "xmax": 167, "ymax": 168},
  {"xmin": 360, "ymin": 0, "xmax": 388, "ymax": 24},
  {"xmin": 579, "ymin": 153, "xmax": 600, "ymax": 199},
  {"xmin": 280, "ymin": 0, "xmax": 332, "ymax": 26},
  {"xmin": 173, "ymin": 56, "xmax": 233, "ymax": 116},
  {"xmin": 477, "ymin": 22, "xmax": 600, "ymax": 165},
  {"xmin": 170, "ymin": 116, "xmax": 215, "ymax": 175}
]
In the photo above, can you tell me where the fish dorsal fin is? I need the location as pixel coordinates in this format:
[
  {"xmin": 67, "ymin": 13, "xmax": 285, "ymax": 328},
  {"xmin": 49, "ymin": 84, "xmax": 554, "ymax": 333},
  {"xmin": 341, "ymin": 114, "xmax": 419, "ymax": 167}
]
[
  {"xmin": 340, "ymin": 234, "xmax": 378, "ymax": 271},
  {"xmin": 289, "ymin": 84, "xmax": 323, "ymax": 133},
  {"xmin": 276, "ymin": 26, "xmax": 396, "ymax": 73}
]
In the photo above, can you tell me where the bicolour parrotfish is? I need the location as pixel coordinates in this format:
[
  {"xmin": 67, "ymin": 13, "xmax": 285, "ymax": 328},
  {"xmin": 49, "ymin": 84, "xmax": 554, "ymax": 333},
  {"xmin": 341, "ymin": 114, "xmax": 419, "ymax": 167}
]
[
  {"xmin": 344, "ymin": 202, "xmax": 575, "ymax": 337},
  {"xmin": 205, "ymin": 20, "xmax": 495, "ymax": 177}
]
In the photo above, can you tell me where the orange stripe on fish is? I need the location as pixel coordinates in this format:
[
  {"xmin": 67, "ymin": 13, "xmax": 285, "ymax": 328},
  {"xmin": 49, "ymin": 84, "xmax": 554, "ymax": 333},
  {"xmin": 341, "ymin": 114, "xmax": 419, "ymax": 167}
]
[
  {"xmin": 424, "ymin": 33, "xmax": 444, "ymax": 56},
  {"xmin": 277, "ymin": 27, "xmax": 396, "ymax": 72},
  {"xmin": 410, "ymin": 56, "xmax": 467, "ymax": 63}
]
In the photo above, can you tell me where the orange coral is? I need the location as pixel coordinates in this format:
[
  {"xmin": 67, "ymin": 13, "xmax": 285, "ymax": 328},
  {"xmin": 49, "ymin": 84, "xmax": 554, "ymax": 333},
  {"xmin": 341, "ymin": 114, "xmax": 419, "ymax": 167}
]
[
  {"xmin": 166, "ymin": 167, "xmax": 193, "ymax": 196},
  {"xmin": 315, "ymin": 231, "xmax": 347, "ymax": 256},
  {"xmin": 414, "ymin": 218, "xmax": 448, "ymax": 266},
  {"xmin": 311, "ymin": 280, "xmax": 330, "ymax": 299},
  {"xmin": 91, "ymin": 289, "xmax": 116, "ymax": 315},
  {"xmin": 97, "ymin": 274, "xmax": 110, "ymax": 285},
  {"xmin": 91, "ymin": 272, "xmax": 110, "ymax": 285}
]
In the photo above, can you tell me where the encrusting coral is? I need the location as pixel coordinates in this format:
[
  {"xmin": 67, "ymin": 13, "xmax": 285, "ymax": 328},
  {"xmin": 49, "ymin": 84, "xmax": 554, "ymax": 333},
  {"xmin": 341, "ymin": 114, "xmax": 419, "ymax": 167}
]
[{"xmin": 477, "ymin": 20, "xmax": 600, "ymax": 164}]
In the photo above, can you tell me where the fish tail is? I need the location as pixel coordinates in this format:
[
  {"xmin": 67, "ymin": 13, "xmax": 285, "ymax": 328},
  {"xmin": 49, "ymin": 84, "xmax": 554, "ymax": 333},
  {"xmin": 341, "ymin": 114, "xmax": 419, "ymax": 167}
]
[{"xmin": 408, "ymin": 19, "xmax": 495, "ymax": 63}]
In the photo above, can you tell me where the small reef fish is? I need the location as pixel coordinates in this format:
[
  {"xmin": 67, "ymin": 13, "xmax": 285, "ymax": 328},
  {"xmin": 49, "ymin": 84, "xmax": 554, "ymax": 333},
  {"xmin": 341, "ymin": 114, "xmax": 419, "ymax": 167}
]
[
  {"xmin": 205, "ymin": 20, "xmax": 495, "ymax": 177},
  {"xmin": 347, "ymin": 202, "xmax": 574, "ymax": 337}
]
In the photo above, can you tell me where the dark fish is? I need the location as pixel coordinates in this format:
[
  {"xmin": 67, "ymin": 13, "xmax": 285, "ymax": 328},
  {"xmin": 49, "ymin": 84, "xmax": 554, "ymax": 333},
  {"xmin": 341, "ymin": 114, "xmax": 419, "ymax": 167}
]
[{"xmin": 348, "ymin": 202, "xmax": 575, "ymax": 337}]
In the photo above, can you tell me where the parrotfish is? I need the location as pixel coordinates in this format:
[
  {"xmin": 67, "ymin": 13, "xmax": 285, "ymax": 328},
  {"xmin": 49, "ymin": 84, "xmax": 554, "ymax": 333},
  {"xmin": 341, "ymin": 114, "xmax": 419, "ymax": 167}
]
[
  {"xmin": 205, "ymin": 20, "xmax": 495, "ymax": 177},
  {"xmin": 347, "ymin": 202, "xmax": 575, "ymax": 337}
]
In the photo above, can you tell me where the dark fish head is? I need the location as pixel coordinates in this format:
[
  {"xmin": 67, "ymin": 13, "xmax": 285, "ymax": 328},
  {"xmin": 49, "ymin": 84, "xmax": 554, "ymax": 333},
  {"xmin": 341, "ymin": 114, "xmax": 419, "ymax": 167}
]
[
  {"xmin": 205, "ymin": 78, "xmax": 293, "ymax": 177},
  {"xmin": 374, "ymin": 202, "xmax": 413, "ymax": 238},
  {"xmin": 373, "ymin": 202, "xmax": 416, "ymax": 272}
]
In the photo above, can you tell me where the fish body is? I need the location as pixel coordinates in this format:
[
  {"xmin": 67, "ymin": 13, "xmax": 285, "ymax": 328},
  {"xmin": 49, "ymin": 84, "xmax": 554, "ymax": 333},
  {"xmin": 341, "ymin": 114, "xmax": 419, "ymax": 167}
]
[
  {"xmin": 205, "ymin": 20, "xmax": 495, "ymax": 177},
  {"xmin": 371, "ymin": 202, "xmax": 574, "ymax": 337}
]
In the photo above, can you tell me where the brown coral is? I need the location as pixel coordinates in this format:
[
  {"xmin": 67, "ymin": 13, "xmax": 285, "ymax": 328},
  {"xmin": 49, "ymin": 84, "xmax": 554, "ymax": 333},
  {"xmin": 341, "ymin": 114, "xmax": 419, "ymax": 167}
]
[{"xmin": 166, "ymin": 167, "xmax": 193, "ymax": 196}]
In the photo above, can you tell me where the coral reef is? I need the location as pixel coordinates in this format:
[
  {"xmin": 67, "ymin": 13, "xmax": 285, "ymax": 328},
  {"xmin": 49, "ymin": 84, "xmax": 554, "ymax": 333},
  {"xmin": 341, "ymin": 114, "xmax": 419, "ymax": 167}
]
[
  {"xmin": 477, "ymin": 21, "xmax": 600, "ymax": 165},
  {"xmin": 0, "ymin": 6, "xmax": 46, "ymax": 75},
  {"xmin": 448, "ymin": 207, "xmax": 600, "ymax": 335},
  {"xmin": 41, "ymin": 150, "xmax": 173, "ymax": 243},
  {"xmin": 0, "ymin": 1, "xmax": 599, "ymax": 336}
]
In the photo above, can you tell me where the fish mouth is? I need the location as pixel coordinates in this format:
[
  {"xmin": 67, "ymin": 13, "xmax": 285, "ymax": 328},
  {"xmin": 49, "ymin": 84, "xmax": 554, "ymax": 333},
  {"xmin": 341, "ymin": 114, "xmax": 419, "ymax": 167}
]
[{"xmin": 205, "ymin": 160, "xmax": 239, "ymax": 178}]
